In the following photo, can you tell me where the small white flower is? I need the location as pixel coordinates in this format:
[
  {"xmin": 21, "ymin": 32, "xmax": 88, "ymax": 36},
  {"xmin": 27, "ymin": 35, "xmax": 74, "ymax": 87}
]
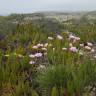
[
  {"xmin": 62, "ymin": 47, "xmax": 67, "ymax": 51},
  {"xmin": 17, "ymin": 54, "xmax": 24, "ymax": 58},
  {"xmin": 29, "ymin": 54, "xmax": 35, "ymax": 58},
  {"xmin": 94, "ymin": 55, "xmax": 96, "ymax": 59},
  {"xmin": 44, "ymin": 52, "xmax": 47, "ymax": 55},
  {"xmin": 91, "ymin": 49, "xmax": 95, "ymax": 53},
  {"xmin": 29, "ymin": 61, "xmax": 35, "ymax": 64},
  {"xmin": 79, "ymin": 50, "xmax": 84, "ymax": 55},
  {"xmin": 4, "ymin": 54, "xmax": 10, "ymax": 57},
  {"xmin": 48, "ymin": 43, "xmax": 52, "ymax": 47},
  {"xmin": 37, "ymin": 43, "xmax": 43, "ymax": 47},
  {"xmin": 42, "ymin": 47, "xmax": 47, "ymax": 51},
  {"xmin": 44, "ymin": 43, "xmax": 48, "ymax": 47},
  {"xmin": 73, "ymin": 39, "xmax": 77, "ymax": 43},
  {"xmin": 69, "ymin": 47, "xmax": 78, "ymax": 53},
  {"xmin": 57, "ymin": 35, "xmax": 63, "ymax": 40},
  {"xmin": 53, "ymin": 48, "xmax": 55, "ymax": 51},
  {"xmin": 69, "ymin": 43, "xmax": 73, "ymax": 47},
  {"xmin": 13, "ymin": 53, "xmax": 24, "ymax": 57},
  {"xmin": 37, "ymin": 65, "xmax": 46, "ymax": 70},
  {"xmin": 75, "ymin": 37, "xmax": 80, "ymax": 41},
  {"xmin": 48, "ymin": 37, "xmax": 54, "ymax": 40},
  {"xmin": 84, "ymin": 46, "xmax": 91, "ymax": 50},
  {"xmin": 87, "ymin": 42, "xmax": 93, "ymax": 47},
  {"xmin": 35, "ymin": 53, "xmax": 43, "ymax": 57},
  {"xmin": 80, "ymin": 44, "xmax": 84, "ymax": 47}
]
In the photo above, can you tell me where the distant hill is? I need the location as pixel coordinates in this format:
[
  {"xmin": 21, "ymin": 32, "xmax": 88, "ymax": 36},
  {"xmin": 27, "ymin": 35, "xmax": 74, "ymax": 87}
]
[{"xmin": 0, "ymin": 11, "xmax": 96, "ymax": 39}]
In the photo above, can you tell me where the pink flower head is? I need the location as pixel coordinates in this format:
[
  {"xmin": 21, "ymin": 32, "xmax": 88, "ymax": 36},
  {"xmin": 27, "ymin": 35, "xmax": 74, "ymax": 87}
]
[
  {"xmin": 69, "ymin": 35, "xmax": 75, "ymax": 40},
  {"xmin": 69, "ymin": 35, "xmax": 80, "ymax": 43},
  {"xmin": 32, "ymin": 46, "xmax": 38, "ymax": 49},
  {"xmin": 69, "ymin": 47, "xmax": 78, "ymax": 53},
  {"xmin": 29, "ymin": 61, "xmax": 35, "ymax": 64},
  {"xmin": 37, "ymin": 43, "xmax": 43, "ymax": 47},
  {"xmin": 35, "ymin": 53, "xmax": 43, "ymax": 57},
  {"xmin": 57, "ymin": 35, "xmax": 63, "ymax": 40},
  {"xmin": 73, "ymin": 39, "xmax": 77, "ymax": 43}
]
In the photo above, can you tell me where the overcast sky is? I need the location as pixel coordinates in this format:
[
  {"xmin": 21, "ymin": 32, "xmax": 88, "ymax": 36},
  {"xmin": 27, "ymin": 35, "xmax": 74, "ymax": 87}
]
[{"xmin": 0, "ymin": 0, "xmax": 96, "ymax": 15}]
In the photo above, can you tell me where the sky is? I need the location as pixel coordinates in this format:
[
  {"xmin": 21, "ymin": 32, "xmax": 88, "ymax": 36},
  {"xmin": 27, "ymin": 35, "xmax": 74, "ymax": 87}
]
[{"xmin": 0, "ymin": 0, "xmax": 96, "ymax": 15}]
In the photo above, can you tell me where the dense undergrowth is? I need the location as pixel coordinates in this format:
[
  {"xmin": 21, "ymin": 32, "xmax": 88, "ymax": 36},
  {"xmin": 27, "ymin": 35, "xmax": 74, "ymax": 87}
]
[{"xmin": 0, "ymin": 19, "xmax": 96, "ymax": 96}]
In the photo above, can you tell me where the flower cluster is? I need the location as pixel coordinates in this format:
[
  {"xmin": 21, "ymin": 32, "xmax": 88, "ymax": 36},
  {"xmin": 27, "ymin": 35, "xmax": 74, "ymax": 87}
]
[
  {"xmin": 29, "ymin": 43, "xmax": 48, "ymax": 64},
  {"xmin": 4, "ymin": 33, "xmax": 95, "ymax": 65},
  {"xmin": 29, "ymin": 34, "xmax": 95, "ymax": 65},
  {"xmin": 68, "ymin": 35, "xmax": 80, "ymax": 43},
  {"xmin": 80, "ymin": 42, "xmax": 94, "ymax": 52}
]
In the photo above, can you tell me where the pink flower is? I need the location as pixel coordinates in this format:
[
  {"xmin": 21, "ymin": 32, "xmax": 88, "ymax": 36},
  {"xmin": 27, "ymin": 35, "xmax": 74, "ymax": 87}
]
[
  {"xmin": 29, "ymin": 61, "xmax": 35, "ymax": 64},
  {"xmin": 35, "ymin": 53, "xmax": 43, "ymax": 57},
  {"xmin": 32, "ymin": 46, "xmax": 38, "ymax": 49},
  {"xmin": 73, "ymin": 39, "xmax": 77, "ymax": 43},
  {"xmin": 57, "ymin": 35, "xmax": 63, "ymax": 40},
  {"xmin": 69, "ymin": 47, "xmax": 78, "ymax": 53},
  {"xmin": 69, "ymin": 35, "xmax": 75, "ymax": 40},
  {"xmin": 69, "ymin": 35, "xmax": 80, "ymax": 43}
]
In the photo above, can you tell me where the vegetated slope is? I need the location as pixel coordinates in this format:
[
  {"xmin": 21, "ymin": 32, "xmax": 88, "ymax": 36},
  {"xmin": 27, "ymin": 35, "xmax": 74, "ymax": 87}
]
[
  {"xmin": 0, "ymin": 11, "xmax": 96, "ymax": 39},
  {"xmin": 0, "ymin": 11, "xmax": 96, "ymax": 96}
]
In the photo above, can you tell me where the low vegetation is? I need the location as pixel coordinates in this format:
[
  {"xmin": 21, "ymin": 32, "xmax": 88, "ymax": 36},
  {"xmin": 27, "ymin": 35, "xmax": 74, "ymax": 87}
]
[{"xmin": 0, "ymin": 12, "xmax": 96, "ymax": 96}]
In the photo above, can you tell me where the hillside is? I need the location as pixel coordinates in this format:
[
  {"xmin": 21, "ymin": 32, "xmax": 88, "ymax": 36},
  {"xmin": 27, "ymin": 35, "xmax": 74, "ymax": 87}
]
[{"xmin": 0, "ymin": 11, "xmax": 96, "ymax": 96}]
